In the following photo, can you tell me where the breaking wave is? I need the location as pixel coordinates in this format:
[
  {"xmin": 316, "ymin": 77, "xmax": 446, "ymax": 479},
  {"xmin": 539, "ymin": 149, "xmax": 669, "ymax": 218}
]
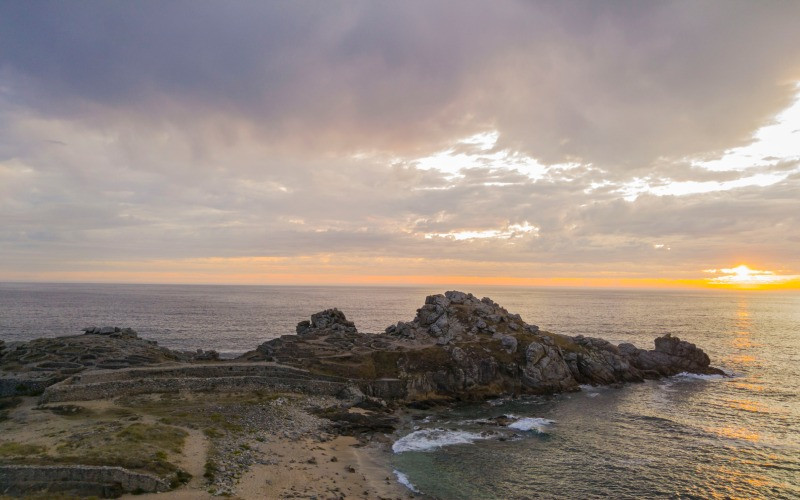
[
  {"xmin": 392, "ymin": 428, "xmax": 491, "ymax": 453},
  {"xmin": 394, "ymin": 470, "xmax": 420, "ymax": 493},
  {"xmin": 508, "ymin": 416, "xmax": 555, "ymax": 433}
]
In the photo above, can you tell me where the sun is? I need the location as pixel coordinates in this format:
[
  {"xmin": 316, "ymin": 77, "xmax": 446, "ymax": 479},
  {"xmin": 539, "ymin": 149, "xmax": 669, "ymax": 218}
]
[
  {"xmin": 729, "ymin": 265, "xmax": 758, "ymax": 283},
  {"xmin": 704, "ymin": 265, "xmax": 800, "ymax": 289}
]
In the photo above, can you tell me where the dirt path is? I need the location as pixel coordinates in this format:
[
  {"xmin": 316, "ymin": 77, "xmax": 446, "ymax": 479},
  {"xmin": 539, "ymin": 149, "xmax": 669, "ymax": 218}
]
[{"xmin": 235, "ymin": 435, "xmax": 408, "ymax": 499}]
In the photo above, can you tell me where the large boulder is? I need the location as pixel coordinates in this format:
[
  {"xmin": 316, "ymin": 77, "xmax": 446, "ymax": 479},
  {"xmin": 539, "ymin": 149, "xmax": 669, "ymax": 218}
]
[
  {"xmin": 619, "ymin": 334, "xmax": 724, "ymax": 377},
  {"xmin": 384, "ymin": 291, "xmax": 537, "ymax": 346},
  {"xmin": 296, "ymin": 308, "xmax": 357, "ymax": 335}
]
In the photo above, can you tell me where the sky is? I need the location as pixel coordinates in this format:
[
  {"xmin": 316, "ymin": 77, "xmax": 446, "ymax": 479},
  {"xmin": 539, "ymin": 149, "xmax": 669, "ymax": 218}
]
[{"xmin": 1, "ymin": 1, "xmax": 800, "ymax": 289}]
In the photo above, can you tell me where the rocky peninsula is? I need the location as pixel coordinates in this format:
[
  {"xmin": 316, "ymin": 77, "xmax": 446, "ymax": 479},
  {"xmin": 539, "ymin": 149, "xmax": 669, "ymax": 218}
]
[{"xmin": 0, "ymin": 291, "xmax": 723, "ymax": 498}]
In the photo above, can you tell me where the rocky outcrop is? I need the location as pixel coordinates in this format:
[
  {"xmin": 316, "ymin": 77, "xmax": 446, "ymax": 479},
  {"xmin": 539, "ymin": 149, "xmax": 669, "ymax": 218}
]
[
  {"xmin": 247, "ymin": 291, "xmax": 724, "ymax": 401},
  {"xmin": 2, "ymin": 292, "xmax": 723, "ymax": 404},
  {"xmin": 1, "ymin": 328, "xmax": 190, "ymax": 397},
  {"xmin": 0, "ymin": 292, "xmax": 726, "ymax": 499},
  {"xmin": 619, "ymin": 334, "xmax": 722, "ymax": 377},
  {"xmin": 315, "ymin": 408, "xmax": 399, "ymax": 436},
  {"xmin": 82, "ymin": 326, "xmax": 139, "ymax": 339},
  {"xmin": 296, "ymin": 308, "xmax": 357, "ymax": 335},
  {"xmin": 384, "ymin": 291, "xmax": 538, "ymax": 345}
]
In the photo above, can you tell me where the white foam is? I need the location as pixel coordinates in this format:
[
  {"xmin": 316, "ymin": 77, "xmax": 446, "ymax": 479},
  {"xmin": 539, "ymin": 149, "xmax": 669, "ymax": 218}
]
[
  {"xmin": 672, "ymin": 372, "xmax": 726, "ymax": 381},
  {"xmin": 580, "ymin": 384, "xmax": 602, "ymax": 396},
  {"xmin": 507, "ymin": 417, "xmax": 555, "ymax": 433},
  {"xmin": 393, "ymin": 470, "xmax": 420, "ymax": 493},
  {"xmin": 392, "ymin": 428, "xmax": 489, "ymax": 453},
  {"xmin": 487, "ymin": 397, "xmax": 511, "ymax": 407}
]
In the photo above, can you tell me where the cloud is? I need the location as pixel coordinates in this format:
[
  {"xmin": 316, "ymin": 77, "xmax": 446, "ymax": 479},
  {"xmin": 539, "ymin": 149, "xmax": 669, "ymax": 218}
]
[
  {"xmin": 3, "ymin": 1, "xmax": 800, "ymax": 165},
  {"xmin": 1, "ymin": 1, "xmax": 800, "ymax": 283}
]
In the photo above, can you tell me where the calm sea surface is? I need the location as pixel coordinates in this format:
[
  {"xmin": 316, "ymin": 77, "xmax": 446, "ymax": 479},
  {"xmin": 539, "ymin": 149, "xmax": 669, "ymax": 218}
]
[{"xmin": 1, "ymin": 283, "xmax": 798, "ymax": 498}]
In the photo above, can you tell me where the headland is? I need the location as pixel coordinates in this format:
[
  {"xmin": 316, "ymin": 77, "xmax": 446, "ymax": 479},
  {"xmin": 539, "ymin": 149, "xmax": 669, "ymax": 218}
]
[{"xmin": 0, "ymin": 291, "xmax": 723, "ymax": 498}]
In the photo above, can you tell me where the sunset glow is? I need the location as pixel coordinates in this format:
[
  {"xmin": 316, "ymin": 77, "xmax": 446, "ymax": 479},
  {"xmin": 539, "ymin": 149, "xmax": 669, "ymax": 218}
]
[
  {"xmin": 1, "ymin": 3, "xmax": 799, "ymax": 290},
  {"xmin": 705, "ymin": 265, "xmax": 800, "ymax": 289}
]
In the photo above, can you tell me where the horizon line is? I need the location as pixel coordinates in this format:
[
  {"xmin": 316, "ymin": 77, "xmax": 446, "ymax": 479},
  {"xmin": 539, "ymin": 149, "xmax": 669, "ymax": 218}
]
[{"xmin": 2, "ymin": 278, "xmax": 798, "ymax": 293}]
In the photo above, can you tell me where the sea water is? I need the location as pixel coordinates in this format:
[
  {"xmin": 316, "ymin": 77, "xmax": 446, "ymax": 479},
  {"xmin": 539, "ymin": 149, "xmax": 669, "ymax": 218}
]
[{"xmin": 1, "ymin": 283, "xmax": 798, "ymax": 498}]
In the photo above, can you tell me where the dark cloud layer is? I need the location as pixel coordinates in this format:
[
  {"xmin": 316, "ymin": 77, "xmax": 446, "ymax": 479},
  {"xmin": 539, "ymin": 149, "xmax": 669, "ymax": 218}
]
[
  {"xmin": 1, "ymin": 1, "xmax": 799, "ymax": 282},
  {"xmin": 4, "ymin": 1, "xmax": 800, "ymax": 163}
]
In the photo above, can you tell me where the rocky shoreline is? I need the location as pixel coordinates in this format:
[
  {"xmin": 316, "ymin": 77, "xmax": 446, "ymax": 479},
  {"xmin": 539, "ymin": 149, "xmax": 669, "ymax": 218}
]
[{"xmin": 0, "ymin": 291, "xmax": 724, "ymax": 498}]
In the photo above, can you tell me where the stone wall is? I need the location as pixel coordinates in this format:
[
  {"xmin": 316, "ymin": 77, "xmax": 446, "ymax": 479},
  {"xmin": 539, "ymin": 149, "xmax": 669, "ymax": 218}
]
[
  {"xmin": 40, "ymin": 362, "xmax": 407, "ymax": 403},
  {"xmin": 0, "ymin": 464, "xmax": 169, "ymax": 497},
  {"xmin": 0, "ymin": 375, "xmax": 59, "ymax": 397},
  {"xmin": 74, "ymin": 362, "xmax": 336, "ymax": 384},
  {"xmin": 41, "ymin": 375, "xmax": 350, "ymax": 403}
]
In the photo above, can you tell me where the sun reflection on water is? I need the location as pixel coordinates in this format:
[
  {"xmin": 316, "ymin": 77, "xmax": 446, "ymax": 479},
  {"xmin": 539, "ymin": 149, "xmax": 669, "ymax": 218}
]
[
  {"xmin": 705, "ymin": 425, "xmax": 761, "ymax": 443},
  {"xmin": 724, "ymin": 398, "xmax": 771, "ymax": 414}
]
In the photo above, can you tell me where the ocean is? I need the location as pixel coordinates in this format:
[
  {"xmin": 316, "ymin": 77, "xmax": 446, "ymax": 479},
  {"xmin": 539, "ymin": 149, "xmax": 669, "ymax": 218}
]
[{"xmin": 1, "ymin": 283, "xmax": 798, "ymax": 498}]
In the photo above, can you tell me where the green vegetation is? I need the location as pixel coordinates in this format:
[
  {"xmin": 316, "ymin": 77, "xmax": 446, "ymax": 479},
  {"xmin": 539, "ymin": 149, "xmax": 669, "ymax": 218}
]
[
  {"xmin": 0, "ymin": 441, "xmax": 46, "ymax": 457},
  {"xmin": 540, "ymin": 331, "xmax": 585, "ymax": 353},
  {"xmin": 159, "ymin": 410, "xmax": 242, "ymax": 433},
  {"xmin": 170, "ymin": 468, "xmax": 193, "ymax": 488},
  {"xmin": 117, "ymin": 423, "xmax": 186, "ymax": 454},
  {"xmin": 116, "ymin": 392, "xmax": 282, "ymax": 435},
  {"xmin": 204, "ymin": 459, "xmax": 218, "ymax": 481},
  {"xmin": 203, "ymin": 427, "xmax": 224, "ymax": 438},
  {"xmin": 405, "ymin": 346, "xmax": 458, "ymax": 372},
  {"xmin": 49, "ymin": 422, "xmax": 187, "ymax": 477}
]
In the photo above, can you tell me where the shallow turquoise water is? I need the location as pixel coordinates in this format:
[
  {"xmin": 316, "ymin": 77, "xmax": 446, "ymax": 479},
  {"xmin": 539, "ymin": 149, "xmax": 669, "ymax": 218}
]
[{"xmin": 1, "ymin": 283, "xmax": 798, "ymax": 498}]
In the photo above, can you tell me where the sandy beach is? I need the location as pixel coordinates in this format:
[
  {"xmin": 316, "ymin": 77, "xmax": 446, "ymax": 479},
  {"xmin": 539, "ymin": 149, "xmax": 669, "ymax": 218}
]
[{"xmin": 1, "ymin": 391, "xmax": 411, "ymax": 500}]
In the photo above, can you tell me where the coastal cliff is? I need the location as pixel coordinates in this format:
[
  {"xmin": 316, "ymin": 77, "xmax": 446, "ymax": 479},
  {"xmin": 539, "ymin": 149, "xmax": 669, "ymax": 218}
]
[{"xmin": 0, "ymin": 291, "xmax": 724, "ymax": 498}]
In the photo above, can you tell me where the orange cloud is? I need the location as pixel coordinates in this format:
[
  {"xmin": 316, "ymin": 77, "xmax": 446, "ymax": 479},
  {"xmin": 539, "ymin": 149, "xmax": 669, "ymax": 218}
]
[{"xmin": 7, "ymin": 255, "xmax": 798, "ymax": 290}]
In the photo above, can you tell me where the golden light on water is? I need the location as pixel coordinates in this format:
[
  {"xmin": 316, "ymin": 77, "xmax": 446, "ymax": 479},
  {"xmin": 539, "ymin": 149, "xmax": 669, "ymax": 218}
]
[
  {"xmin": 707, "ymin": 425, "xmax": 761, "ymax": 443},
  {"xmin": 731, "ymin": 382, "xmax": 766, "ymax": 392},
  {"xmin": 725, "ymin": 399, "xmax": 770, "ymax": 414}
]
